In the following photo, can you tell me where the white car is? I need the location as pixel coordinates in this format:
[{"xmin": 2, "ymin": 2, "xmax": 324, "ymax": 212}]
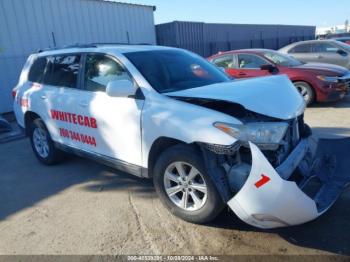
[{"xmin": 13, "ymin": 44, "xmax": 349, "ymax": 229}]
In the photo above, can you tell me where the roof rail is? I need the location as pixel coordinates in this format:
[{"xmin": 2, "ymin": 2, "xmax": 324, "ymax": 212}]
[
  {"xmin": 37, "ymin": 43, "xmax": 97, "ymax": 53},
  {"xmin": 91, "ymin": 42, "xmax": 153, "ymax": 46},
  {"xmin": 37, "ymin": 42, "xmax": 154, "ymax": 53}
]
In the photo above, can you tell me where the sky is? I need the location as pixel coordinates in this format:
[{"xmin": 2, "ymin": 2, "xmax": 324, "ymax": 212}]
[{"xmin": 120, "ymin": 0, "xmax": 350, "ymax": 27}]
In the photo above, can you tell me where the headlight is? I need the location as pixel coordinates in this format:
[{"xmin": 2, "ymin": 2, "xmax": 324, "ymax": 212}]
[
  {"xmin": 316, "ymin": 75, "xmax": 338, "ymax": 83},
  {"xmin": 214, "ymin": 122, "xmax": 288, "ymax": 150}
]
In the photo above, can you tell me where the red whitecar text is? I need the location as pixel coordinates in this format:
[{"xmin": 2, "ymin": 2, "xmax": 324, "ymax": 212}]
[{"xmin": 51, "ymin": 110, "xmax": 97, "ymax": 129}]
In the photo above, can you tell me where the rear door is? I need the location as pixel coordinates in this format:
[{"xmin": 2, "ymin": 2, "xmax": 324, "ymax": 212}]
[
  {"xmin": 39, "ymin": 54, "xmax": 84, "ymax": 148},
  {"xmin": 234, "ymin": 53, "xmax": 271, "ymax": 78},
  {"xmin": 287, "ymin": 43, "xmax": 315, "ymax": 63},
  {"xmin": 211, "ymin": 54, "xmax": 237, "ymax": 77}
]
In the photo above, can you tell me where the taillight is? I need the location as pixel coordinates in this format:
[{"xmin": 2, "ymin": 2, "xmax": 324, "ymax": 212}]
[
  {"xmin": 12, "ymin": 88, "xmax": 17, "ymax": 99},
  {"xmin": 346, "ymin": 40, "xmax": 350, "ymax": 45}
]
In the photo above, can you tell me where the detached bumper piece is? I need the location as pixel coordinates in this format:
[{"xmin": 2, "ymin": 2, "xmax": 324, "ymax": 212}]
[{"xmin": 227, "ymin": 137, "xmax": 350, "ymax": 229}]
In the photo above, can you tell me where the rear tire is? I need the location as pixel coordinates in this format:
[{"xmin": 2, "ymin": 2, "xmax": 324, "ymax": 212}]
[
  {"xmin": 29, "ymin": 118, "xmax": 63, "ymax": 165},
  {"xmin": 293, "ymin": 81, "xmax": 315, "ymax": 105},
  {"xmin": 153, "ymin": 144, "xmax": 225, "ymax": 224}
]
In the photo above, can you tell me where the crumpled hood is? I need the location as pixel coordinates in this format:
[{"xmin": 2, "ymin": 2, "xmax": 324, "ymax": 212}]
[
  {"xmin": 293, "ymin": 62, "xmax": 349, "ymax": 76},
  {"xmin": 165, "ymin": 75, "xmax": 305, "ymax": 120}
]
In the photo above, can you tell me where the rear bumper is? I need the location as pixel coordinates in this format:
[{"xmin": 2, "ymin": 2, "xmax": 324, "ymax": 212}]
[{"xmin": 227, "ymin": 137, "xmax": 350, "ymax": 228}]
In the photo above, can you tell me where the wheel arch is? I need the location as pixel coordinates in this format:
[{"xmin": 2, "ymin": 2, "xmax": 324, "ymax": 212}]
[
  {"xmin": 291, "ymin": 79, "xmax": 317, "ymax": 102},
  {"xmin": 24, "ymin": 111, "xmax": 42, "ymax": 136},
  {"xmin": 147, "ymin": 137, "xmax": 201, "ymax": 178}
]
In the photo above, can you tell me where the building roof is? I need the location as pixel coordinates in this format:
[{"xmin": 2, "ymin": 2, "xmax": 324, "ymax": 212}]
[{"xmin": 91, "ymin": 0, "xmax": 156, "ymax": 11}]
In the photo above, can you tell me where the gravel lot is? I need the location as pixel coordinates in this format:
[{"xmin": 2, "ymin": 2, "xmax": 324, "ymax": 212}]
[{"xmin": 0, "ymin": 96, "xmax": 349, "ymax": 256}]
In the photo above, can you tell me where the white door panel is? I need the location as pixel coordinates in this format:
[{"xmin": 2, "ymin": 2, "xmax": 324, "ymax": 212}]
[
  {"xmin": 76, "ymin": 91, "xmax": 144, "ymax": 166},
  {"xmin": 42, "ymin": 86, "xmax": 83, "ymax": 148},
  {"xmin": 76, "ymin": 53, "xmax": 144, "ymax": 166}
]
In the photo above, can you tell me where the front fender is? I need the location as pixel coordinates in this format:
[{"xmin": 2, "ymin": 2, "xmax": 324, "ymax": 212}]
[{"xmin": 141, "ymin": 95, "xmax": 240, "ymax": 168}]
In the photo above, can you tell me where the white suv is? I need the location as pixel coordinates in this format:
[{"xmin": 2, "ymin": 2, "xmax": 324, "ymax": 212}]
[{"xmin": 13, "ymin": 44, "xmax": 348, "ymax": 228}]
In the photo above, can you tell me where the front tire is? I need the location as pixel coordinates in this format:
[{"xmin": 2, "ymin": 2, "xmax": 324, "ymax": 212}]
[
  {"xmin": 293, "ymin": 81, "xmax": 315, "ymax": 105},
  {"xmin": 153, "ymin": 144, "xmax": 225, "ymax": 224},
  {"xmin": 29, "ymin": 118, "xmax": 63, "ymax": 165}
]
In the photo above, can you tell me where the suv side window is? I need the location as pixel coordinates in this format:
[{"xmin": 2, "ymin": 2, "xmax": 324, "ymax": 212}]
[
  {"xmin": 237, "ymin": 54, "xmax": 266, "ymax": 69},
  {"xmin": 84, "ymin": 54, "xmax": 132, "ymax": 92},
  {"xmin": 44, "ymin": 55, "xmax": 81, "ymax": 88},
  {"xmin": 289, "ymin": 44, "xmax": 312, "ymax": 53},
  {"xmin": 212, "ymin": 55, "xmax": 234, "ymax": 69},
  {"xmin": 28, "ymin": 57, "xmax": 48, "ymax": 83}
]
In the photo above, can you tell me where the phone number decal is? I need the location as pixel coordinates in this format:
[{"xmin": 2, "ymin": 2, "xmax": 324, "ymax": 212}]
[{"xmin": 59, "ymin": 127, "xmax": 97, "ymax": 147}]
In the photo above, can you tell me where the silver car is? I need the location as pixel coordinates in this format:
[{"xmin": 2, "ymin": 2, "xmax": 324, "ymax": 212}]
[{"xmin": 279, "ymin": 40, "xmax": 350, "ymax": 69}]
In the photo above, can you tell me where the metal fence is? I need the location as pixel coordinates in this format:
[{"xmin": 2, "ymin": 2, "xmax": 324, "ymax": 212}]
[{"xmin": 156, "ymin": 21, "xmax": 316, "ymax": 57}]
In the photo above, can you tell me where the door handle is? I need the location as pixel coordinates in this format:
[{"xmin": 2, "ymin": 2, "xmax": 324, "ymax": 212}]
[
  {"xmin": 40, "ymin": 95, "xmax": 46, "ymax": 100},
  {"xmin": 317, "ymin": 55, "xmax": 323, "ymax": 59},
  {"xmin": 238, "ymin": 72, "xmax": 247, "ymax": 76},
  {"xmin": 79, "ymin": 101, "xmax": 88, "ymax": 107}
]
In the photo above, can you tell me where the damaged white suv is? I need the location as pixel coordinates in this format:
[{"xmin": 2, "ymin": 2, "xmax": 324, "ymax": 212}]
[{"xmin": 13, "ymin": 44, "xmax": 349, "ymax": 228}]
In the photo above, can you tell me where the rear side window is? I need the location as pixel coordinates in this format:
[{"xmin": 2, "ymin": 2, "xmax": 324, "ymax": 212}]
[
  {"xmin": 289, "ymin": 44, "xmax": 312, "ymax": 53},
  {"xmin": 28, "ymin": 57, "xmax": 48, "ymax": 83},
  {"xmin": 212, "ymin": 55, "xmax": 234, "ymax": 69},
  {"xmin": 237, "ymin": 54, "xmax": 267, "ymax": 69},
  {"xmin": 44, "ymin": 55, "xmax": 80, "ymax": 88}
]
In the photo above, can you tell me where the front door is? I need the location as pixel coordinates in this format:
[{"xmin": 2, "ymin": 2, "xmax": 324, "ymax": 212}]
[
  {"xmin": 75, "ymin": 53, "xmax": 144, "ymax": 167},
  {"xmin": 312, "ymin": 42, "xmax": 349, "ymax": 67},
  {"xmin": 233, "ymin": 53, "xmax": 271, "ymax": 78}
]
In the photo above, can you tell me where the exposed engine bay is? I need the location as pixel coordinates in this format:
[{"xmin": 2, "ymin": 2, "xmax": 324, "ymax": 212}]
[{"xmin": 174, "ymin": 96, "xmax": 309, "ymax": 166}]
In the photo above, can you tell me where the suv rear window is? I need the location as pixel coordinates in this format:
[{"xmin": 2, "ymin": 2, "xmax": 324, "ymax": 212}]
[
  {"xmin": 28, "ymin": 57, "xmax": 48, "ymax": 83},
  {"xmin": 44, "ymin": 55, "xmax": 81, "ymax": 88}
]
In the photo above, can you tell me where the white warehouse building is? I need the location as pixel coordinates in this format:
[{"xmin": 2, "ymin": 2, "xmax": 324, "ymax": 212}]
[{"xmin": 0, "ymin": 0, "xmax": 156, "ymax": 113}]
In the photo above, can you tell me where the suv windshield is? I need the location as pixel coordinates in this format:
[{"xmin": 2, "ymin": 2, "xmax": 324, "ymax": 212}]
[
  {"xmin": 124, "ymin": 49, "xmax": 229, "ymax": 93},
  {"xmin": 263, "ymin": 51, "xmax": 303, "ymax": 67}
]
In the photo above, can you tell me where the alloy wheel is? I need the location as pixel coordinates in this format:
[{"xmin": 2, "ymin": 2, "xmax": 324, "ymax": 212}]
[
  {"xmin": 163, "ymin": 161, "xmax": 207, "ymax": 211},
  {"xmin": 295, "ymin": 83, "xmax": 312, "ymax": 104},
  {"xmin": 33, "ymin": 127, "xmax": 49, "ymax": 158}
]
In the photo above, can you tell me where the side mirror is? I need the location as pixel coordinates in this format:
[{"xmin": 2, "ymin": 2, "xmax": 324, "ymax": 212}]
[
  {"xmin": 337, "ymin": 49, "xmax": 348, "ymax": 56},
  {"xmin": 106, "ymin": 79, "xmax": 136, "ymax": 97},
  {"xmin": 260, "ymin": 64, "xmax": 279, "ymax": 74}
]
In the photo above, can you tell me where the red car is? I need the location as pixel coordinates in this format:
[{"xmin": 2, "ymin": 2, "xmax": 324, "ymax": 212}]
[{"xmin": 208, "ymin": 49, "xmax": 350, "ymax": 105}]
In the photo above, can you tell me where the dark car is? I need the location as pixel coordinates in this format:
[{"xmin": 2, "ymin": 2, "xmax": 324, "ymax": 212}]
[{"xmin": 208, "ymin": 49, "xmax": 350, "ymax": 105}]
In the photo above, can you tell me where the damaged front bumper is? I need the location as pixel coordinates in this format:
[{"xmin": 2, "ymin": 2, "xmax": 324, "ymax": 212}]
[{"xmin": 226, "ymin": 137, "xmax": 350, "ymax": 229}]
